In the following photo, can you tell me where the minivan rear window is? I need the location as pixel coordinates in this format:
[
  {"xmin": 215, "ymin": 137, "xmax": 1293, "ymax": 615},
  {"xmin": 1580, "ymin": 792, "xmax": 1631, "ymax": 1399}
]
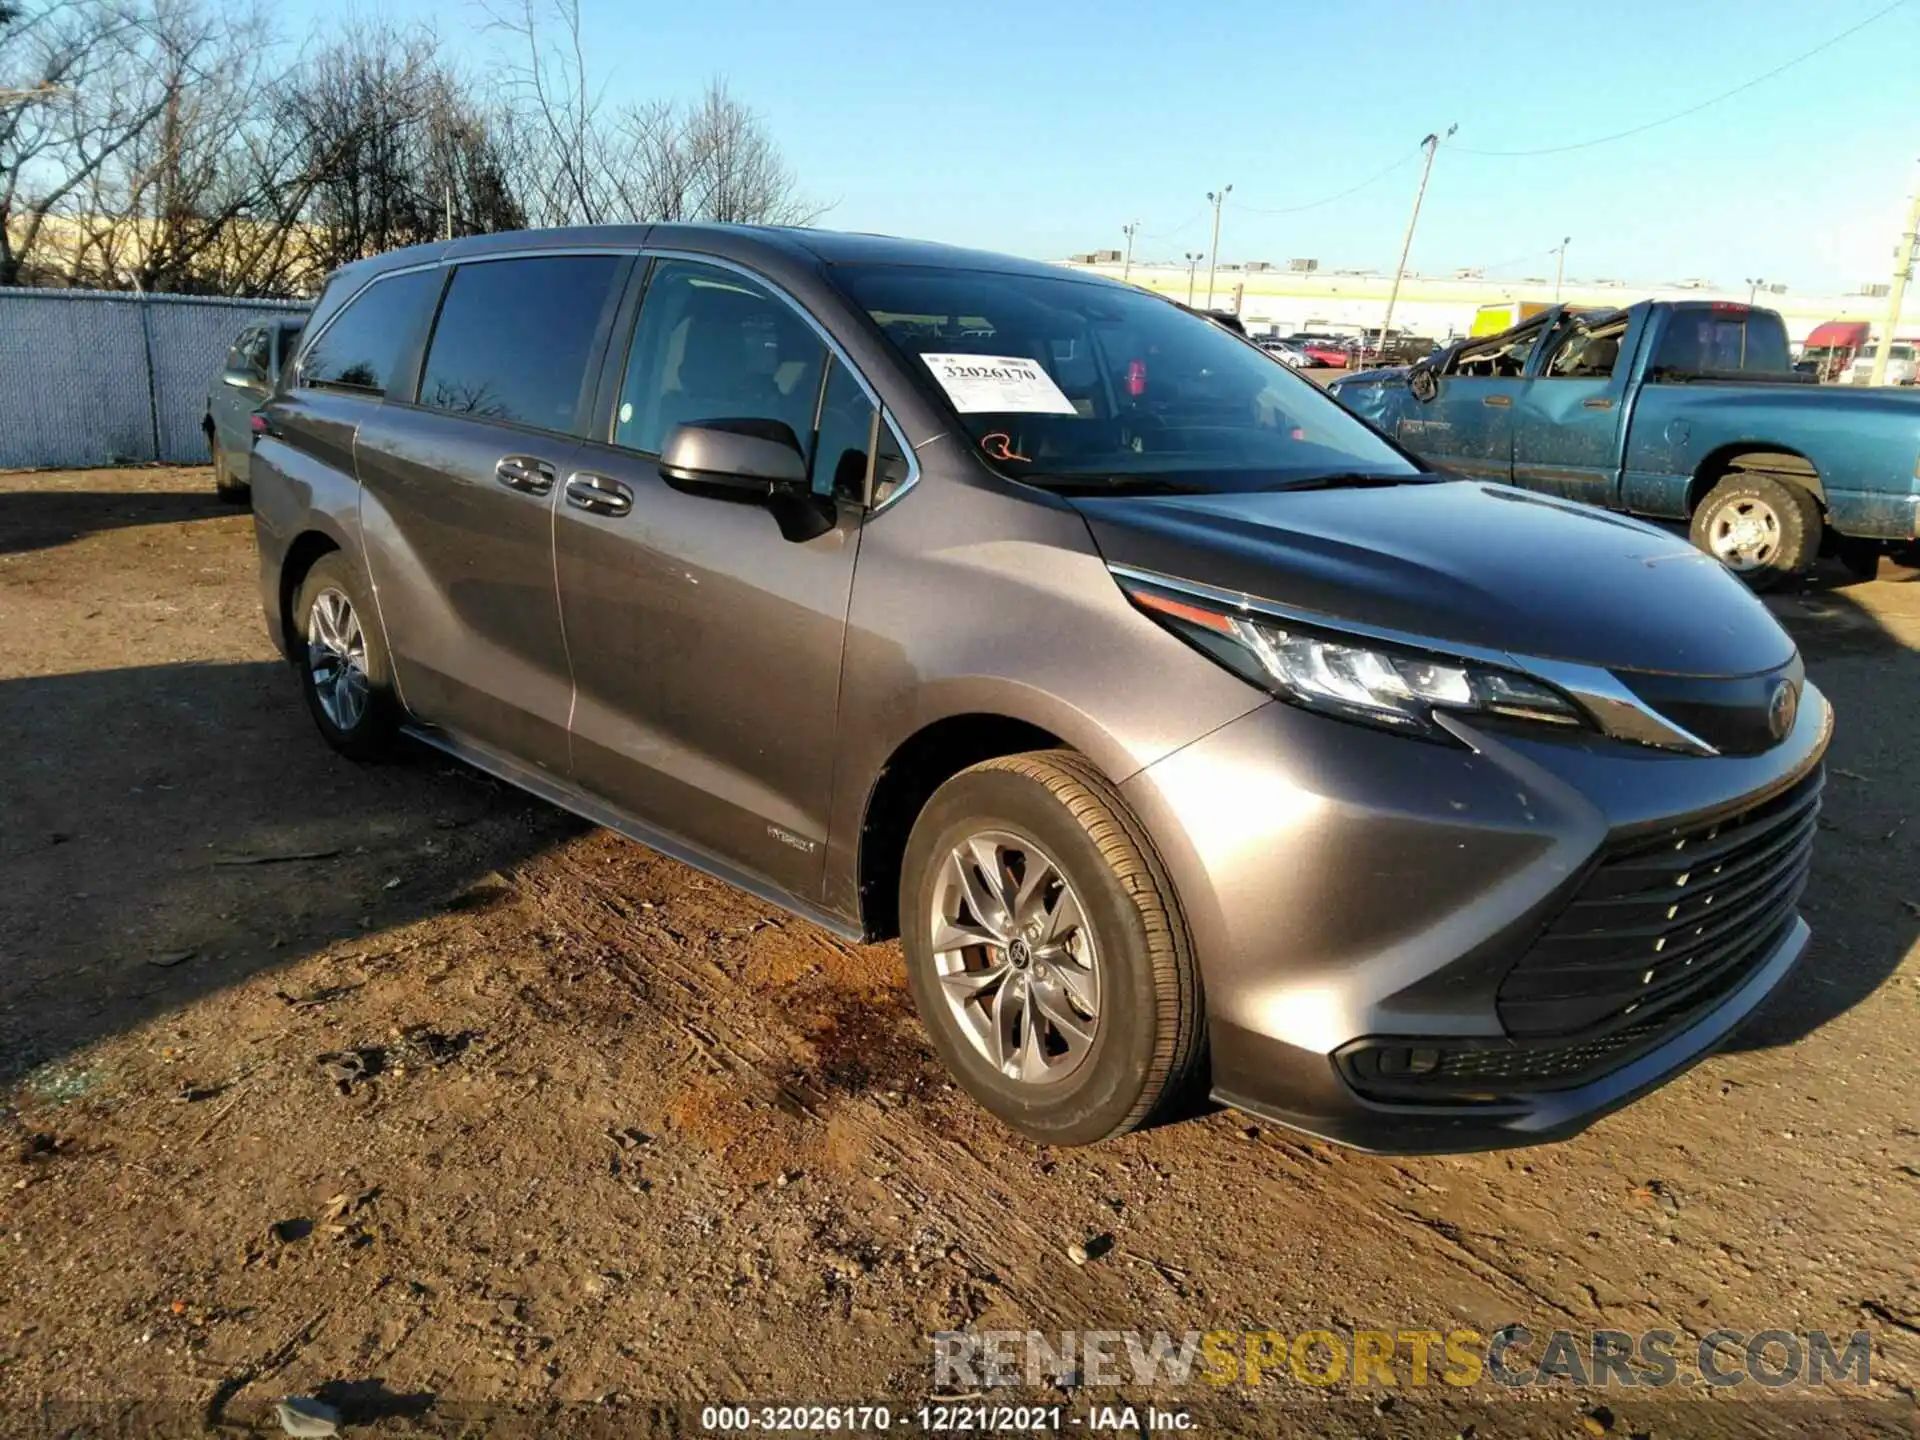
[
  {"xmin": 299, "ymin": 269, "xmax": 440, "ymax": 395},
  {"xmin": 418, "ymin": 256, "xmax": 624, "ymax": 432}
]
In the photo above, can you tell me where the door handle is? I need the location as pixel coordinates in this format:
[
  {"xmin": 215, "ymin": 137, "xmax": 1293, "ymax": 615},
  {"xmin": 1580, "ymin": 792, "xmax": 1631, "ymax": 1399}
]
[
  {"xmin": 1582, "ymin": 397, "xmax": 1615, "ymax": 410},
  {"xmin": 496, "ymin": 454, "xmax": 555, "ymax": 495},
  {"xmin": 564, "ymin": 471, "xmax": 634, "ymax": 518},
  {"xmin": 1482, "ymin": 395, "xmax": 1512, "ymax": 408}
]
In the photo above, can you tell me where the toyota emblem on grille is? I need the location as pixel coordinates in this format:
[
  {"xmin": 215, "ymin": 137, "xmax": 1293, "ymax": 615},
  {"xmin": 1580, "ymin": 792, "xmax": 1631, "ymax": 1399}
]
[{"xmin": 1767, "ymin": 679, "xmax": 1798, "ymax": 741}]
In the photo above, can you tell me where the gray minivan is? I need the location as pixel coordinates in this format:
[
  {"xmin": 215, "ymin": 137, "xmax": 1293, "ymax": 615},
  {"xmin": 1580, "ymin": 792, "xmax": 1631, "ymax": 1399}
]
[{"xmin": 249, "ymin": 225, "xmax": 1830, "ymax": 1151}]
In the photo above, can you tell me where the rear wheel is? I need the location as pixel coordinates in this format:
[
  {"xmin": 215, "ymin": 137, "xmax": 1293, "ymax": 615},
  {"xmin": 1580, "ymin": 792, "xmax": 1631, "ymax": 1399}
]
[
  {"xmin": 899, "ymin": 750, "xmax": 1204, "ymax": 1146},
  {"xmin": 210, "ymin": 432, "xmax": 249, "ymax": 505},
  {"xmin": 1689, "ymin": 474, "xmax": 1820, "ymax": 590},
  {"xmin": 294, "ymin": 553, "xmax": 399, "ymax": 760}
]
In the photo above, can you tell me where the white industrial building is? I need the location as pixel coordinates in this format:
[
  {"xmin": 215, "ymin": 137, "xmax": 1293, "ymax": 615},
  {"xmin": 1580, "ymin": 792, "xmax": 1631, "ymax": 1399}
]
[{"xmin": 1058, "ymin": 251, "xmax": 1918, "ymax": 348}]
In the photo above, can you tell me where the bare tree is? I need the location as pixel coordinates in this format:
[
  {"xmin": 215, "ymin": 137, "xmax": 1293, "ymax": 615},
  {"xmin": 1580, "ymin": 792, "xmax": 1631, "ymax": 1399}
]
[{"xmin": 486, "ymin": 0, "xmax": 818, "ymax": 229}]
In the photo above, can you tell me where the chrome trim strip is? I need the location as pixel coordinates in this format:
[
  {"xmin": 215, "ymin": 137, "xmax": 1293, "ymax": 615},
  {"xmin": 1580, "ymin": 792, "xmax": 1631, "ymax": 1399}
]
[{"xmin": 1107, "ymin": 561, "xmax": 1721, "ymax": 756}]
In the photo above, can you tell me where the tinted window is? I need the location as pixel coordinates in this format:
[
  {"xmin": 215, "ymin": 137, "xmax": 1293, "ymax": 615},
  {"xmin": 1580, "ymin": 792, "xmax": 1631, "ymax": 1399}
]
[
  {"xmin": 300, "ymin": 268, "xmax": 441, "ymax": 394},
  {"xmin": 1653, "ymin": 310, "xmax": 1791, "ymax": 376},
  {"xmin": 811, "ymin": 358, "xmax": 876, "ymax": 500},
  {"xmin": 224, "ymin": 329, "xmax": 257, "ymax": 376},
  {"xmin": 614, "ymin": 260, "xmax": 826, "ymax": 457},
  {"xmin": 274, "ymin": 324, "xmax": 303, "ymax": 370},
  {"xmin": 838, "ymin": 263, "xmax": 1413, "ymax": 492},
  {"xmin": 243, "ymin": 328, "xmax": 271, "ymax": 375},
  {"xmin": 418, "ymin": 256, "xmax": 622, "ymax": 431}
]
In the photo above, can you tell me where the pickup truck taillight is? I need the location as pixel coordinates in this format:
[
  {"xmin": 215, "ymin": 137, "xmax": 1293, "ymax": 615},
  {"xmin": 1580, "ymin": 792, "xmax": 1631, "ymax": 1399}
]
[{"xmin": 249, "ymin": 414, "xmax": 268, "ymax": 437}]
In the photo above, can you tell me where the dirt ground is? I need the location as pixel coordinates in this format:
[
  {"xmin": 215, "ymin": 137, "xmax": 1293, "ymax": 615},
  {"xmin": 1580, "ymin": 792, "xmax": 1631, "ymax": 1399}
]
[{"xmin": 1, "ymin": 466, "xmax": 1916, "ymax": 1440}]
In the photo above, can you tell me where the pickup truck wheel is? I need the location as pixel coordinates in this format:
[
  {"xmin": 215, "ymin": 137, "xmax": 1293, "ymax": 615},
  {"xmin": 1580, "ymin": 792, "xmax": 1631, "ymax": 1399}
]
[
  {"xmin": 899, "ymin": 750, "xmax": 1204, "ymax": 1146},
  {"xmin": 1689, "ymin": 475, "xmax": 1820, "ymax": 590}
]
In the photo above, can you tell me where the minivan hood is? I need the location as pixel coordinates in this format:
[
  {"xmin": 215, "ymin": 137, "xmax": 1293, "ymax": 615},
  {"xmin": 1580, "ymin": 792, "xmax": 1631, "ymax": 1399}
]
[{"xmin": 1074, "ymin": 479, "xmax": 1794, "ymax": 678}]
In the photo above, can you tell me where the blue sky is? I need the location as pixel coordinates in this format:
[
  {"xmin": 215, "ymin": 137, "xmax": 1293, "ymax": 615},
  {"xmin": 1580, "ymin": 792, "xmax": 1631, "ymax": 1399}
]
[{"xmin": 279, "ymin": 0, "xmax": 1918, "ymax": 293}]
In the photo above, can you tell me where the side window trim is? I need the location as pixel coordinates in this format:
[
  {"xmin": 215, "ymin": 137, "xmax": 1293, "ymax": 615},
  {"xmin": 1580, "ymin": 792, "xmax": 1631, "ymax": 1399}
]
[{"xmin": 609, "ymin": 248, "xmax": 921, "ymax": 511}]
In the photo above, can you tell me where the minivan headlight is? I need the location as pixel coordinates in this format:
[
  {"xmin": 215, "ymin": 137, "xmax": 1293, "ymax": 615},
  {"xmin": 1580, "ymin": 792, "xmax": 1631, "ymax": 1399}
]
[{"xmin": 1118, "ymin": 574, "xmax": 1586, "ymax": 740}]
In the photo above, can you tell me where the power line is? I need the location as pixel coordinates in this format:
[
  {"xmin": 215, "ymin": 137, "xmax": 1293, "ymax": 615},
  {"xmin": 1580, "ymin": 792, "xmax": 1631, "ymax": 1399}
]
[
  {"xmin": 1454, "ymin": 0, "xmax": 1910, "ymax": 157},
  {"xmin": 1131, "ymin": 147, "xmax": 1420, "ymax": 244},
  {"xmin": 1136, "ymin": 209, "xmax": 1203, "ymax": 240},
  {"xmin": 1233, "ymin": 150, "xmax": 1420, "ymax": 215}
]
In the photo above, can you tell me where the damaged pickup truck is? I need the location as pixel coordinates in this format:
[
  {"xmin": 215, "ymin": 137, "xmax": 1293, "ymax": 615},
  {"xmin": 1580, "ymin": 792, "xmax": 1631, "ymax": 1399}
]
[{"xmin": 1328, "ymin": 300, "xmax": 1920, "ymax": 587}]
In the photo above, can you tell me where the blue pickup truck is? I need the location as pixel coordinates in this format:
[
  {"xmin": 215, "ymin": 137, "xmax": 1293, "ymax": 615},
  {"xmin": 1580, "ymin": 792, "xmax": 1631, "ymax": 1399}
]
[{"xmin": 1328, "ymin": 300, "xmax": 1920, "ymax": 586}]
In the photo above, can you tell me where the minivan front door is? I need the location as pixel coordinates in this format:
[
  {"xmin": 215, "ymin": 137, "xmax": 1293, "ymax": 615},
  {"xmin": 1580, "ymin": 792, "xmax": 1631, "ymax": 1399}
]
[
  {"xmin": 354, "ymin": 253, "xmax": 629, "ymax": 773},
  {"xmin": 555, "ymin": 257, "xmax": 870, "ymax": 898}
]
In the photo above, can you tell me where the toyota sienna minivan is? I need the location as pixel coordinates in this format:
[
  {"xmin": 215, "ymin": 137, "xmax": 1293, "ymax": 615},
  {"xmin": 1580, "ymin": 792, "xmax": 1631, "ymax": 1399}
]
[{"xmin": 249, "ymin": 225, "xmax": 1831, "ymax": 1152}]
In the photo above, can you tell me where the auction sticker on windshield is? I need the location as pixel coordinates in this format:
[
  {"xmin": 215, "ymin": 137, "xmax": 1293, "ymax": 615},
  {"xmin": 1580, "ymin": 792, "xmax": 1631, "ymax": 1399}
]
[{"xmin": 921, "ymin": 353, "xmax": 1078, "ymax": 414}]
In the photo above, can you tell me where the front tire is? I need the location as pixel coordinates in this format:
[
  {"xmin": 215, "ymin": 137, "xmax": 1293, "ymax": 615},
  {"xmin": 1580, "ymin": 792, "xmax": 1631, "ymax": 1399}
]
[
  {"xmin": 899, "ymin": 750, "xmax": 1204, "ymax": 1146},
  {"xmin": 294, "ymin": 553, "xmax": 399, "ymax": 760},
  {"xmin": 1689, "ymin": 474, "xmax": 1820, "ymax": 590}
]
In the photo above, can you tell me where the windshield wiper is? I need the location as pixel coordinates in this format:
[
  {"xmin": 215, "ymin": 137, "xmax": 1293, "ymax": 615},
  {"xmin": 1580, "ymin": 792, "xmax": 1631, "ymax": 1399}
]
[{"xmin": 1025, "ymin": 475, "xmax": 1207, "ymax": 496}]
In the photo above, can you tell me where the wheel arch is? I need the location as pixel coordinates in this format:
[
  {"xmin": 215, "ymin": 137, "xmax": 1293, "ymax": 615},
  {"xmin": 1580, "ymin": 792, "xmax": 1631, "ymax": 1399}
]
[
  {"xmin": 276, "ymin": 529, "xmax": 344, "ymax": 662},
  {"xmin": 1687, "ymin": 445, "xmax": 1825, "ymax": 515},
  {"xmin": 856, "ymin": 712, "xmax": 1066, "ymax": 942}
]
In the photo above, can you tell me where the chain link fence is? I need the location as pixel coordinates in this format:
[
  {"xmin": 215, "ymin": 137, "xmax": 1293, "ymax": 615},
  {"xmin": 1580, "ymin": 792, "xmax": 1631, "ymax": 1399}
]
[{"xmin": 0, "ymin": 288, "xmax": 310, "ymax": 470}]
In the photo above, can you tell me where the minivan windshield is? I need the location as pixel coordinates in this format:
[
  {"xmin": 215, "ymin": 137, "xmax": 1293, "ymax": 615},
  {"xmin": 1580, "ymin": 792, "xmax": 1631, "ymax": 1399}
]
[{"xmin": 833, "ymin": 264, "xmax": 1420, "ymax": 493}]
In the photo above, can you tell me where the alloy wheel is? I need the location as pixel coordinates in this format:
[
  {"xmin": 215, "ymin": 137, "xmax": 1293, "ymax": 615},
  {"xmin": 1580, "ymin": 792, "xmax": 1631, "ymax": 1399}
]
[
  {"xmin": 928, "ymin": 829, "xmax": 1100, "ymax": 1085},
  {"xmin": 306, "ymin": 586, "xmax": 370, "ymax": 731}
]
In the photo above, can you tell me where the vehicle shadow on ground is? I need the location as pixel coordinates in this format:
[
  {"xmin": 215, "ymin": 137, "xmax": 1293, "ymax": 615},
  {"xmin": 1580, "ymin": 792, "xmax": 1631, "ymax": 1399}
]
[
  {"xmin": 0, "ymin": 486, "xmax": 233, "ymax": 557},
  {"xmin": 1722, "ymin": 561, "xmax": 1920, "ymax": 1052},
  {"xmin": 0, "ymin": 659, "xmax": 586, "ymax": 1088}
]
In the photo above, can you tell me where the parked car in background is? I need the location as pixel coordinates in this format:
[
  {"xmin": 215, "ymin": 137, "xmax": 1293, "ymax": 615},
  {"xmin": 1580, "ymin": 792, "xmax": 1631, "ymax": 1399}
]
[
  {"xmin": 1847, "ymin": 340, "xmax": 1917, "ymax": 387},
  {"xmin": 1799, "ymin": 320, "xmax": 1869, "ymax": 383},
  {"xmin": 204, "ymin": 315, "xmax": 305, "ymax": 502},
  {"xmin": 1347, "ymin": 328, "xmax": 1437, "ymax": 367},
  {"xmin": 1329, "ymin": 300, "xmax": 1920, "ymax": 586},
  {"xmin": 1258, "ymin": 337, "xmax": 1313, "ymax": 368},
  {"xmin": 1282, "ymin": 332, "xmax": 1353, "ymax": 367},
  {"xmin": 251, "ymin": 224, "xmax": 1829, "ymax": 1152}
]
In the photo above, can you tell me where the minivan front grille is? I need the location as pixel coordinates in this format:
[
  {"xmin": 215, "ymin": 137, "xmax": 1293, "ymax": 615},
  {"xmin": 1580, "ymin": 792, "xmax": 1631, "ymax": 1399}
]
[{"xmin": 1496, "ymin": 766, "xmax": 1822, "ymax": 1040}]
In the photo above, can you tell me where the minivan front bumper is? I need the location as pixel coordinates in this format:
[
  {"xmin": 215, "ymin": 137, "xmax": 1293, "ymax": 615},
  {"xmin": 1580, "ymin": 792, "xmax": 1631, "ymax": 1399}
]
[{"xmin": 1119, "ymin": 682, "xmax": 1832, "ymax": 1154}]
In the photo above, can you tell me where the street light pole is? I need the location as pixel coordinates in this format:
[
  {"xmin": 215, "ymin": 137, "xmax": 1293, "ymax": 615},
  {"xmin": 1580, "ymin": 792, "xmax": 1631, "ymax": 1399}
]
[
  {"xmin": 1184, "ymin": 251, "xmax": 1204, "ymax": 307},
  {"xmin": 1122, "ymin": 220, "xmax": 1140, "ymax": 282},
  {"xmin": 1204, "ymin": 185, "xmax": 1231, "ymax": 309},
  {"xmin": 1869, "ymin": 159, "xmax": 1920, "ymax": 388},
  {"xmin": 1378, "ymin": 125, "xmax": 1454, "ymax": 366},
  {"xmin": 1745, "ymin": 276, "xmax": 1765, "ymax": 306},
  {"xmin": 1553, "ymin": 237, "xmax": 1571, "ymax": 301}
]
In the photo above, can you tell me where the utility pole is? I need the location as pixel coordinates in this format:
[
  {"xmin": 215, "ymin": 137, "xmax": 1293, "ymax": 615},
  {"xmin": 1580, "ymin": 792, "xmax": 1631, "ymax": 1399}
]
[
  {"xmin": 1184, "ymin": 251, "xmax": 1205, "ymax": 307},
  {"xmin": 1122, "ymin": 220, "xmax": 1140, "ymax": 282},
  {"xmin": 1869, "ymin": 160, "xmax": 1920, "ymax": 387},
  {"xmin": 1553, "ymin": 237, "xmax": 1571, "ymax": 301},
  {"xmin": 1204, "ymin": 186, "xmax": 1231, "ymax": 309},
  {"xmin": 1378, "ymin": 125, "xmax": 1454, "ymax": 366}
]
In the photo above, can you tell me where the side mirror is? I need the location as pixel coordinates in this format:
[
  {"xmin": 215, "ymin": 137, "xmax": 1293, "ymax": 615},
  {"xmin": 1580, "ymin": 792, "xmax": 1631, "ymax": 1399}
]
[
  {"xmin": 1407, "ymin": 363, "xmax": 1440, "ymax": 403},
  {"xmin": 658, "ymin": 418, "xmax": 837, "ymax": 543},
  {"xmin": 221, "ymin": 368, "xmax": 262, "ymax": 390}
]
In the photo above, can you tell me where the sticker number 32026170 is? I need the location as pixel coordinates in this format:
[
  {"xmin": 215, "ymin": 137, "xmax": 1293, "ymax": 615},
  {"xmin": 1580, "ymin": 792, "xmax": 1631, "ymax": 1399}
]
[{"xmin": 919, "ymin": 354, "xmax": 1078, "ymax": 415}]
